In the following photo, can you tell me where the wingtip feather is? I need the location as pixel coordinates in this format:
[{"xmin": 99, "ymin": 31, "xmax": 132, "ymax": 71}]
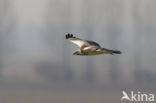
[{"xmin": 65, "ymin": 33, "xmax": 76, "ymax": 39}]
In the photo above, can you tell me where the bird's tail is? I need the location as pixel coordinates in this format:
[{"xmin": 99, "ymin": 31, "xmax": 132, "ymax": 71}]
[
  {"xmin": 102, "ymin": 48, "xmax": 122, "ymax": 55},
  {"xmin": 110, "ymin": 50, "xmax": 121, "ymax": 54}
]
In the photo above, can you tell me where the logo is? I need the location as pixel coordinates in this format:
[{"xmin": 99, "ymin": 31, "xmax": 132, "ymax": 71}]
[{"xmin": 121, "ymin": 91, "xmax": 154, "ymax": 102}]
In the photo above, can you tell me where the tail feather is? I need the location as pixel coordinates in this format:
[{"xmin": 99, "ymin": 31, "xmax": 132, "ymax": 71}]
[
  {"xmin": 102, "ymin": 48, "xmax": 121, "ymax": 54},
  {"xmin": 109, "ymin": 50, "xmax": 121, "ymax": 54}
]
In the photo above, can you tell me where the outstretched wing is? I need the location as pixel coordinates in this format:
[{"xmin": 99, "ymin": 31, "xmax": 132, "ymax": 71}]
[
  {"xmin": 66, "ymin": 33, "xmax": 86, "ymax": 47},
  {"xmin": 65, "ymin": 33, "xmax": 101, "ymax": 47}
]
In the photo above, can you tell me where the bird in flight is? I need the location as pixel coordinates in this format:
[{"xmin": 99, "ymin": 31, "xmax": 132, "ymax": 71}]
[{"xmin": 66, "ymin": 33, "xmax": 121, "ymax": 56}]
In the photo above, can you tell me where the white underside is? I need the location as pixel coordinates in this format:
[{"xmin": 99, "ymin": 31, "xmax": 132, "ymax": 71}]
[{"xmin": 71, "ymin": 40, "xmax": 87, "ymax": 47}]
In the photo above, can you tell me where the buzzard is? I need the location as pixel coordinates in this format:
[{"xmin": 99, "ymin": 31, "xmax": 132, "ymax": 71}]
[{"xmin": 65, "ymin": 33, "xmax": 121, "ymax": 56}]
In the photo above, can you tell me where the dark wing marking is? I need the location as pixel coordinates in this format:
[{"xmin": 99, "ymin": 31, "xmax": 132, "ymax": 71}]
[{"xmin": 86, "ymin": 40, "xmax": 101, "ymax": 47}]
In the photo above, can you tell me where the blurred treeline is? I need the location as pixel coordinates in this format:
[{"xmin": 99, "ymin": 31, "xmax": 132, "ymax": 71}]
[{"xmin": 0, "ymin": 0, "xmax": 156, "ymax": 88}]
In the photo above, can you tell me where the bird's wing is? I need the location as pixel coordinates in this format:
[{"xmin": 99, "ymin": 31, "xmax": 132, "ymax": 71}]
[
  {"xmin": 66, "ymin": 33, "xmax": 89, "ymax": 47},
  {"xmin": 85, "ymin": 40, "xmax": 101, "ymax": 47},
  {"xmin": 65, "ymin": 33, "xmax": 101, "ymax": 47},
  {"xmin": 83, "ymin": 46, "xmax": 98, "ymax": 51}
]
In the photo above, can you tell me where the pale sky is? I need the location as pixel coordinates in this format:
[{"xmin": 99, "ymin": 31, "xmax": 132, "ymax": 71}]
[
  {"xmin": 12, "ymin": 0, "xmax": 47, "ymax": 27},
  {"xmin": 11, "ymin": 0, "xmax": 49, "ymax": 53}
]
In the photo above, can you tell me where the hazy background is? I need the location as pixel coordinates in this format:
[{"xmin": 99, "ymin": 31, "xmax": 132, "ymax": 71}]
[{"xmin": 0, "ymin": 0, "xmax": 156, "ymax": 103}]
